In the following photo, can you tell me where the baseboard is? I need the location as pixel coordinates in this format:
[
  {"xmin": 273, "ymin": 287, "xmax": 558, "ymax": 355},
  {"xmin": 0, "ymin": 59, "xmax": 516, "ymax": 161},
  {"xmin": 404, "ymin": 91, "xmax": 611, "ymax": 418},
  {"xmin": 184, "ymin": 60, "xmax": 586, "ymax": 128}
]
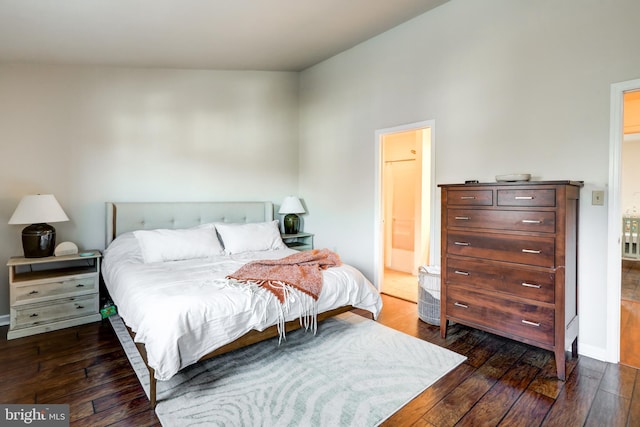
[
  {"xmin": 0, "ymin": 314, "xmax": 9, "ymax": 327},
  {"xmin": 577, "ymin": 342, "xmax": 609, "ymax": 363}
]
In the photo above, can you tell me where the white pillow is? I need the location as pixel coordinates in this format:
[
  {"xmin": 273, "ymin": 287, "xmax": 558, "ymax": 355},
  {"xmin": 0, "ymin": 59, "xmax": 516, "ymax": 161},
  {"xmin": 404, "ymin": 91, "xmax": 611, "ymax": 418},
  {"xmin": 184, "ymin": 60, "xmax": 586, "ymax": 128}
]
[
  {"xmin": 134, "ymin": 224, "xmax": 223, "ymax": 263},
  {"xmin": 215, "ymin": 221, "xmax": 287, "ymax": 254}
]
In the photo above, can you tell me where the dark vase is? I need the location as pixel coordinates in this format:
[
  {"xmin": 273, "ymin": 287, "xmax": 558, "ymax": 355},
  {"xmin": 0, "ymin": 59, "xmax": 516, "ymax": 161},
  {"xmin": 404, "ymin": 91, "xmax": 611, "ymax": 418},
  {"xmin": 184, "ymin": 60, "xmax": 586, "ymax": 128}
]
[
  {"xmin": 283, "ymin": 214, "xmax": 300, "ymax": 234},
  {"xmin": 22, "ymin": 223, "xmax": 56, "ymax": 258}
]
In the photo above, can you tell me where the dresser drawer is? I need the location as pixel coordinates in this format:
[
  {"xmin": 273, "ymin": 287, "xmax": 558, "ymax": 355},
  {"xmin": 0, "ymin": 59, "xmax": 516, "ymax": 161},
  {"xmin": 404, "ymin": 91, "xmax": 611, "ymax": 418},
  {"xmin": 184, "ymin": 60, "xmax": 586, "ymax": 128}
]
[
  {"xmin": 447, "ymin": 190, "xmax": 493, "ymax": 206},
  {"xmin": 446, "ymin": 257, "xmax": 554, "ymax": 303},
  {"xmin": 497, "ymin": 189, "xmax": 556, "ymax": 207},
  {"xmin": 12, "ymin": 294, "xmax": 99, "ymax": 329},
  {"xmin": 447, "ymin": 231, "xmax": 555, "ymax": 267},
  {"xmin": 12, "ymin": 275, "xmax": 98, "ymax": 305},
  {"xmin": 447, "ymin": 287, "xmax": 554, "ymax": 346},
  {"xmin": 448, "ymin": 209, "xmax": 556, "ymax": 233}
]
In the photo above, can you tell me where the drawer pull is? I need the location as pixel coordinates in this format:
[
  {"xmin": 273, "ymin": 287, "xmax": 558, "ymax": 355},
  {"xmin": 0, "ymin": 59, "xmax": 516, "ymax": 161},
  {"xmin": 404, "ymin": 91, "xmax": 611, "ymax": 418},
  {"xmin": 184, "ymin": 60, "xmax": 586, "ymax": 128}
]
[
  {"xmin": 522, "ymin": 249, "xmax": 541, "ymax": 254},
  {"xmin": 522, "ymin": 219, "xmax": 542, "ymax": 224},
  {"xmin": 521, "ymin": 282, "xmax": 542, "ymax": 289},
  {"xmin": 454, "ymin": 270, "xmax": 470, "ymax": 276},
  {"xmin": 76, "ymin": 305, "xmax": 85, "ymax": 309},
  {"xmin": 454, "ymin": 216, "xmax": 470, "ymax": 220},
  {"xmin": 522, "ymin": 319, "xmax": 541, "ymax": 327},
  {"xmin": 454, "ymin": 241, "xmax": 470, "ymax": 246},
  {"xmin": 515, "ymin": 196, "xmax": 534, "ymax": 200},
  {"xmin": 28, "ymin": 290, "xmax": 39, "ymax": 295},
  {"xmin": 30, "ymin": 313, "xmax": 38, "ymax": 318},
  {"xmin": 454, "ymin": 302, "xmax": 469, "ymax": 309},
  {"xmin": 460, "ymin": 196, "xmax": 476, "ymax": 200},
  {"xmin": 76, "ymin": 284, "xmax": 85, "ymax": 288}
]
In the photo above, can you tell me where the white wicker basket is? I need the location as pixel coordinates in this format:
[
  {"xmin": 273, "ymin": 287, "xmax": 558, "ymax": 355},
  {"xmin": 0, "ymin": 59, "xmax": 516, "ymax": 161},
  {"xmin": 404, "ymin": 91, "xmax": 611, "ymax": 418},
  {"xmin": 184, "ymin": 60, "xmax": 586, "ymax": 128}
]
[{"xmin": 418, "ymin": 266, "xmax": 441, "ymax": 326}]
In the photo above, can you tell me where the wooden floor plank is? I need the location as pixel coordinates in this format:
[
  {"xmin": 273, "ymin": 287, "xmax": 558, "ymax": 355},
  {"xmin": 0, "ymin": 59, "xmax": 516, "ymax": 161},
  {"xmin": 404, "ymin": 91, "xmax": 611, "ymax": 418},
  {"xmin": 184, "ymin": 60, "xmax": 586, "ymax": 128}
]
[
  {"xmin": 583, "ymin": 389, "xmax": 630, "ymax": 427},
  {"xmin": 498, "ymin": 389, "xmax": 554, "ymax": 427},
  {"xmin": 598, "ymin": 362, "xmax": 637, "ymax": 399},
  {"xmin": 540, "ymin": 359, "xmax": 603, "ymax": 426},
  {"xmin": 628, "ymin": 373, "xmax": 640, "ymax": 426},
  {"xmin": 456, "ymin": 360, "xmax": 540, "ymax": 426}
]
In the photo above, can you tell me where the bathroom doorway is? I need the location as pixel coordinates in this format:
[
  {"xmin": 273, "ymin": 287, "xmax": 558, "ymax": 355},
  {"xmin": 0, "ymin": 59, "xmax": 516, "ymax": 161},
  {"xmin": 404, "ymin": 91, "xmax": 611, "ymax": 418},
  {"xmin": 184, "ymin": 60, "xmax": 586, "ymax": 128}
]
[{"xmin": 375, "ymin": 122, "xmax": 435, "ymax": 303}]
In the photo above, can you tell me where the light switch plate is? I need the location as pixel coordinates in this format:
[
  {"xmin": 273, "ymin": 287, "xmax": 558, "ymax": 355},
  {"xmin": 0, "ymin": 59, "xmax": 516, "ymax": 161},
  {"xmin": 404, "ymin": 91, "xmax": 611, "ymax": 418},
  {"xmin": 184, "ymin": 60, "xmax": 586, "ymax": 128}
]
[{"xmin": 592, "ymin": 190, "xmax": 605, "ymax": 206}]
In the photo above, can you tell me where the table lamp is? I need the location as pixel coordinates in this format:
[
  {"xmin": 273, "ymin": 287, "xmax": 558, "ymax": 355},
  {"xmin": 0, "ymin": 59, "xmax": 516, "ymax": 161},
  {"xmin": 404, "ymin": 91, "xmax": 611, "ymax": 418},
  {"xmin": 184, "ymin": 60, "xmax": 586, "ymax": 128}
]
[
  {"xmin": 279, "ymin": 196, "xmax": 305, "ymax": 234},
  {"xmin": 8, "ymin": 194, "xmax": 70, "ymax": 258}
]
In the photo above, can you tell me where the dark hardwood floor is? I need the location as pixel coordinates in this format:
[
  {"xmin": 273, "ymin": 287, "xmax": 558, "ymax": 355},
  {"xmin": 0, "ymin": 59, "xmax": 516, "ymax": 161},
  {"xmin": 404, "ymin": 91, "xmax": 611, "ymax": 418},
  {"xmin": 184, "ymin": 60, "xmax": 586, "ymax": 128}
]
[{"xmin": 1, "ymin": 294, "xmax": 638, "ymax": 426}]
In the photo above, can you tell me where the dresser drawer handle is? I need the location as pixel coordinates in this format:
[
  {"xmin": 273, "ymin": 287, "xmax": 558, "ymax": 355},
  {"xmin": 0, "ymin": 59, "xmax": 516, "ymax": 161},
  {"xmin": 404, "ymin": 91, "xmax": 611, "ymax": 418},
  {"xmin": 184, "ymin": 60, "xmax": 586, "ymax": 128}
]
[
  {"xmin": 76, "ymin": 284, "xmax": 85, "ymax": 288},
  {"xmin": 521, "ymin": 282, "xmax": 542, "ymax": 289},
  {"xmin": 521, "ymin": 249, "xmax": 541, "ymax": 254},
  {"xmin": 460, "ymin": 196, "xmax": 476, "ymax": 200},
  {"xmin": 515, "ymin": 196, "xmax": 534, "ymax": 200},
  {"xmin": 454, "ymin": 270, "xmax": 470, "ymax": 276},
  {"xmin": 454, "ymin": 216, "xmax": 470, "ymax": 220},
  {"xmin": 521, "ymin": 219, "xmax": 542, "ymax": 224},
  {"xmin": 454, "ymin": 241, "xmax": 470, "ymax": 246},
  {"xmin": 76, "ymin": 305, "xmax": 85, "ymax": 309},
  {"xmin": 521, "ymin": 319, "xmax": 540, "ymax": 327},
  {"xmin": 30, "ymin": 313, "xmax": 39, "ymax": 318},
  {"xmin": 28, "ymin": 290, "xmax": 39, "ymax": 295},
  {"xmin": 454, "ymin": 302, "xmax": 469, "ymax": 309}
]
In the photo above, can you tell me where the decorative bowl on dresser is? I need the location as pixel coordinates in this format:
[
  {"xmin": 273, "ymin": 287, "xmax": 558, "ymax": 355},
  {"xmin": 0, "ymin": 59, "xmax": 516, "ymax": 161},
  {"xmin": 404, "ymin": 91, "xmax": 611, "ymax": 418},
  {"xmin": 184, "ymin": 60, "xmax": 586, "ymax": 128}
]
[
  {"xmin": 7, "ymin": 251, "xmax": 102, "ymax": 339},
  {"xmin": 438, "ymin": 181, "xmax": 582, "ymax": 380}
]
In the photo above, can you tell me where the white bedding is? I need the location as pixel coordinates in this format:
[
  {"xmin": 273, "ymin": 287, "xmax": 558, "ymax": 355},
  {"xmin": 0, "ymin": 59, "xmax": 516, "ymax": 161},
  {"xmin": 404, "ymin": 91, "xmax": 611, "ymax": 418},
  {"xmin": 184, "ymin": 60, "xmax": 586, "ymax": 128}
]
[{"xmin": 102, "ymin": 232, "xmax": 382, "ymax": 381}]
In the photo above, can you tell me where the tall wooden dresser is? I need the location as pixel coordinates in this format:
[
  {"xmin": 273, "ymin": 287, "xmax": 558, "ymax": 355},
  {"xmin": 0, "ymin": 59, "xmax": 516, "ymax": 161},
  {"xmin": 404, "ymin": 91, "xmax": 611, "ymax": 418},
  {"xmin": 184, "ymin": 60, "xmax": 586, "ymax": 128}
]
[{"xmin": 439, "ymin": 181, "xmax": 582, "ymax": 380}]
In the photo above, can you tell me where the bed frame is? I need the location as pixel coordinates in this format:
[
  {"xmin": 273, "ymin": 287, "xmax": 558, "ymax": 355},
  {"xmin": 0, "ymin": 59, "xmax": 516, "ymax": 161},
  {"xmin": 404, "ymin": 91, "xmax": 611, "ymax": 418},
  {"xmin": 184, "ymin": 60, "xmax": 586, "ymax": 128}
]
[{"xmin": 105, "ymin": 202, "xmax": 353, "ymax": 408}]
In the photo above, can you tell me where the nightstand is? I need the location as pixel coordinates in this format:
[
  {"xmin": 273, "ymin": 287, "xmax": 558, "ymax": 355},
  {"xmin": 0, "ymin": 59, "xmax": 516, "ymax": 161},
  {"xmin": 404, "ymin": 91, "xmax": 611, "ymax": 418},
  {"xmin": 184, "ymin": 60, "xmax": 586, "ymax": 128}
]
[
  {"xmin": 7, "ymin": 251, "xmax": 102, "ymax": 340},
  {"xmin": 281, "ymin": 232, "xmax": 314, "ymax": 251}
]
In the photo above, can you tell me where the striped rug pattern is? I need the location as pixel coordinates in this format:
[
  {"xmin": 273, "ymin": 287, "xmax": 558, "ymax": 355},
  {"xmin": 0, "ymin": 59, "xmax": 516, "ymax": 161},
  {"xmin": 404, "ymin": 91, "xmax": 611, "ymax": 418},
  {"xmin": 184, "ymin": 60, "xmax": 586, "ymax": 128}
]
[{"xmin": 111, "ymin": 312, "xmax": 465, "ymax": 426}]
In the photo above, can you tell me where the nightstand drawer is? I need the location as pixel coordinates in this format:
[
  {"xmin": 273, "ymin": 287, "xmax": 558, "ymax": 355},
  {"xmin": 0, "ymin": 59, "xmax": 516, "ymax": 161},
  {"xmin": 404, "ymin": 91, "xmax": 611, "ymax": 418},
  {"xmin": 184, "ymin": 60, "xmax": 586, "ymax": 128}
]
[
  {"xmin": 12, "ymin": 294, "xmax": 99, "ymax": 329},
  {"xmin": 12, "ymin": 275, "xmax": 98, "ymax": 305},
  {"xmin": 447, "ymin": 209, "xmax": 556, "ymax": 233}
]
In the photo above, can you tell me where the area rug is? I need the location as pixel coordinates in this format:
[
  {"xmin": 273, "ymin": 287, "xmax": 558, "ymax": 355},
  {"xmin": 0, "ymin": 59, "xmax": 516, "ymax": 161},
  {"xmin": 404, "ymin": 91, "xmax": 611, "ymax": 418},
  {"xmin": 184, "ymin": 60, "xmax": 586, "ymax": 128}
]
[{"xmin": 110, "ymin": 312, "xmax": 465, "ymax": 426}]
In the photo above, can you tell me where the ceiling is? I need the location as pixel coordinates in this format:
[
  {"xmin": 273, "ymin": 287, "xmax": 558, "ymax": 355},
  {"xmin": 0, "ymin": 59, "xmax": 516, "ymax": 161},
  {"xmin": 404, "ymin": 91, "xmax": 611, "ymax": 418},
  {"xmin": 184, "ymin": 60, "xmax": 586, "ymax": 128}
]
[{"xmin": 0, "ymin": 0, "xmax": 448, "ymax": 72}]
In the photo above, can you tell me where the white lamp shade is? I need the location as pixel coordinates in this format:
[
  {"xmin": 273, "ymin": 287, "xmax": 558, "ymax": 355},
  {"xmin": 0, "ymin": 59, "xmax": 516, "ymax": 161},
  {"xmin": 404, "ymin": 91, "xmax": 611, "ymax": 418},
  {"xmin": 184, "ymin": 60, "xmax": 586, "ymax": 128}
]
[
  {"xmin": 8, "ymin": 194, "xmax": 70, "ymax": 225},
  {"xmin": 278, "ymin": 196, "xmax": 305, "ymax": 214}
]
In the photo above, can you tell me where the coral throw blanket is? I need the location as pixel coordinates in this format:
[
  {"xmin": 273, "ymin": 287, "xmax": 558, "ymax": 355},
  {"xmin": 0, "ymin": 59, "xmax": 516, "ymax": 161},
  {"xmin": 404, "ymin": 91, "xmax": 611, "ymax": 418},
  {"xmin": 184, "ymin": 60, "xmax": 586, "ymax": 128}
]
[{"xmin": 227, "ymin": 248, "xmax": 342, "ymax": 303}]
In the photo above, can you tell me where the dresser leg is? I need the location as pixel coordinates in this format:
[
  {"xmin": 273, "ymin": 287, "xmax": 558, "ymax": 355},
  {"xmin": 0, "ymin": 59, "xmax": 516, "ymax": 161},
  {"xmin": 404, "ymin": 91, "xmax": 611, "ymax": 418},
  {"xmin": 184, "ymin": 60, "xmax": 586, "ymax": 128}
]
[
  {"xmin": 440, "ymin": 320, "xmax": 448, "ymax": 338},
  {"xmin": 555, "ymin": 349, "xmax": 566, "ymax": 381}
]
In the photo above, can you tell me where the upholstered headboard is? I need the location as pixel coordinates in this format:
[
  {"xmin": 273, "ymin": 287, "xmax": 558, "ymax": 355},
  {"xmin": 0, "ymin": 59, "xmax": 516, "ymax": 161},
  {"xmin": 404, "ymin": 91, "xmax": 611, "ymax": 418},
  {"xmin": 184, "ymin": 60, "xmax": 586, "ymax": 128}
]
[{"xmin": 105, "ymin": 201, "xmax": 274, "ymax": 246}]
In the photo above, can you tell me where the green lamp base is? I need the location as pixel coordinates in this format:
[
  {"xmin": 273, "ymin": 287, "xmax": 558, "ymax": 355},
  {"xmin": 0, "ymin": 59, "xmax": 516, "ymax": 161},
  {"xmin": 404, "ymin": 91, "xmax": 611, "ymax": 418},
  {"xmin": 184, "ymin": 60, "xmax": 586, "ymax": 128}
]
[{"xmin": 283, "ymin": 214, "xmax": 300, "ymax": 234}]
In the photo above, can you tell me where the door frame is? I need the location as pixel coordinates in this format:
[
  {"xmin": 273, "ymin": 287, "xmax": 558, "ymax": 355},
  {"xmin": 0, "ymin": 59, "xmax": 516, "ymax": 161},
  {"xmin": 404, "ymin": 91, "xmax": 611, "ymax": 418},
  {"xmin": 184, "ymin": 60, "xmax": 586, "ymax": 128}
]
[
  {"xmin": 373, "ymin": 120, "xmax": 436, "ymax": 290},
  {"xmin": 606, "ymin": 78, "xmax": 640, "ymax": 363}
]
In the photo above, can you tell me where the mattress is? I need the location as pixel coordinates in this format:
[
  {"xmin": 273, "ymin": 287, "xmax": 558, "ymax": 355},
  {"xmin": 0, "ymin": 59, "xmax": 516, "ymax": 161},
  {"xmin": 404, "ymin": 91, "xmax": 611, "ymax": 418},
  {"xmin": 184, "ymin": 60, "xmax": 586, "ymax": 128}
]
[{"xmin": 102, "ymin": 231, "xmax": 382, "ymax": 380}]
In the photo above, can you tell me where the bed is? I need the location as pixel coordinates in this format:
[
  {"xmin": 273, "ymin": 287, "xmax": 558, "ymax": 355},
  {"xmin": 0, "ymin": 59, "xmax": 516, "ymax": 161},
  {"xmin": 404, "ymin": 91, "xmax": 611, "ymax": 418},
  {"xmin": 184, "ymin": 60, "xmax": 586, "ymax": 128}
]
[{"xmin": 102, "ymin": 201, "xmax": 383, "ymax": 407}]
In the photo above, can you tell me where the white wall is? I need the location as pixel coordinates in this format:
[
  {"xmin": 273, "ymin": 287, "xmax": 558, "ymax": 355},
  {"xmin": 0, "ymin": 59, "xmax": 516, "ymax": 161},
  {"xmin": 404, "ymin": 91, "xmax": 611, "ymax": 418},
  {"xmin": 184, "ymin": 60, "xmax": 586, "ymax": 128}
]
[
  {"xmin": 298, "ymin": 0, "xmax": 640, "ymax": 360},
  {"xmin": 0, "ymin": 64, "xmax": 299, "ymax": 315}
]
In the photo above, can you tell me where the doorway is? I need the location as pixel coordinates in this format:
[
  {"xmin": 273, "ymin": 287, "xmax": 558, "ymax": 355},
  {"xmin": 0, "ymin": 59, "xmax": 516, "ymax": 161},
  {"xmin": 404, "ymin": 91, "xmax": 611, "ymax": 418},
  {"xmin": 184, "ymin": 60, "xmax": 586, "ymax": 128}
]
[
  {"xmin": 374, "ymin": 121, "xmax": 435, "ymax": 303},
  {"xmin": 619, "ymin": 90, "xmax": 640, "ymax": 368},
  {"xmin": 607, "ymin": 78, "xmax": 640, "ymax": 365}
]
